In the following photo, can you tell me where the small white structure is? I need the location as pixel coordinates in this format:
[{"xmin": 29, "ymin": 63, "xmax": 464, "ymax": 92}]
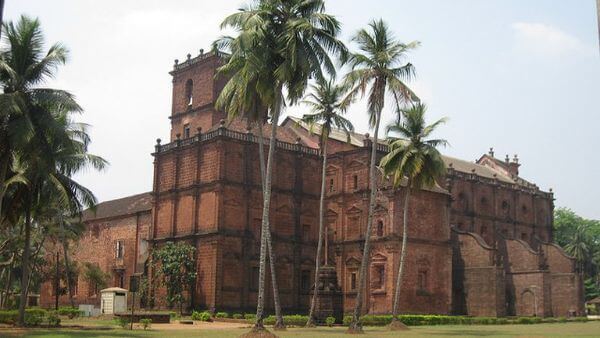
[{"xmin": 100, "ymin": 287, "xmax": 128, "ymax": 314}]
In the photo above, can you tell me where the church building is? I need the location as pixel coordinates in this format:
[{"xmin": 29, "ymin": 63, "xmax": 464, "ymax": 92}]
[{"xmin": 39, "ymin": 50, "xmax": 584, "ymax": 318}]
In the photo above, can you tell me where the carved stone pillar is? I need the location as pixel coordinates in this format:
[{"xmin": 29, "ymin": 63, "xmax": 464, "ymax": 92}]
[{"xmin": 313, "ymin": 265, "xmax": 343, "ymax": 323}]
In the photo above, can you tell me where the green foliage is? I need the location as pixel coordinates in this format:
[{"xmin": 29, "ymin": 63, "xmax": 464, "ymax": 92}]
[
  {"xmin": 325, "ymin": 316, "xmax": 336, "ymax": 327},
  {"xmin": 244, "ymin": 313, "xmax": 256, "ymax": 321},
  {"xmin": 57, "ymin": 306, "xmax": 82, "ymax": 319},
  {"xmin": 262, "ymin": 315, "xmax": 308, "ymax": 326},
  {"xmin": 47, "ymin": 311, "xmax": 61, "ymax": 327},
  {"xmin": 0, "ymin": 309, "xmax": 48, "ymax": 326},
  {"xmin": 553, "ymin": 208, "xmax": 600, "ymax": 300},
  {"xmin": 232, "ymin": 313, "xmax": 243, "ymax": 319},
  {"xmin": 153, "ymin": 242, "xmax": 196, "ymax": 310},
  {"xmin": 340, "ymin": 314, "xmax": 580, "ymax": 326},
  {"xmin": 82, "ymin": 262, "xmax": 108, "ymax": 292},
  {"xmin": 191, "ymin": 311, "xmax": 211, "ymax": 321},
  {"xmin": 140, "ymin": 318, "xmax": 152, "ymax": 330},
  {"xmin": 215, "ymin": 312, "xmax": 229, "ymax": 318},
  {"xmin": 115, "ymin": 316, "xmax": 130, "ymax": 329}
]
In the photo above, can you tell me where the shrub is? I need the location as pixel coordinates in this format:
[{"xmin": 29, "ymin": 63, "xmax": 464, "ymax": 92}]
[
  {"xmin": 496, "ymin": 318, "xmax": 508, "ymax": 325},
  {"xmin": 140, "ymin": 318, "xmax": 152, "ymax": 330},
  {"xmin": 57, "ymin": 307, "xmax": 82, "ymax": 319},
  {"xmin": 571, "ymin": 316, "xmax": 588, "ymax": 323},
  {"xmin": 326, "ymin": 316, "xmax": 336, "ymax": 327},
  {"xmin": 232, "ymin": 313, "xmax": 243, "ymax": 319},
  {"xmin": 516, "ymin": 317, "xmax": 534, "ymax": 324},
  {"xmin": 557, "ymin": 317, "xmax": 568, "ymax": 323},
  {"xmin": 168, "ymin": 311, "xmax": 179, "ymax": 319},
  {"xmin": 0, "ymin": 309, "xmax": 48, "ymax": 327},
  {"xmin": 244, "ymin": 313, "xmax": 256, "ymax": 321},
  {"xmin": 47, "ymin": 311, "xmax": 61, "ymax": 327},
  {"xmin": 215, "ymin": 312, "xmax": 229, "ymax": 318},
  {"xmin": 191, "ymin": 311, "xmax": 211, "ymax": 321},
  {"xmin": 115, "ymin": 316, "xmax": 130, "ymax": 329}
]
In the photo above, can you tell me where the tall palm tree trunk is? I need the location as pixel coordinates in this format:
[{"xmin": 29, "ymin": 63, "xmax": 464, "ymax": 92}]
[
  {"xmin": 17, "ymin": 201, "xmax": 32, "ymax": 326},
  {"xmin": 257, "ymin": 121, "xmax": 285, "ymax": 330},
  {"xmin": 390, "ymin": 183, "xmax": 411, "ymax": 329},
  {"xmin": 2, "ymin": 257, "xmax": 13, "ymax": 309},
  {"xmin": 306, "ymin": 138, "xmax": 328, "ymax": 326},
  {"xmin": 25, "ymin": 236, "xmax": 46, "ymax": 302},
  {"xmin": 255, "ymin": 89, "xmax": 282, "ymax": 330},
  {"xmin": 0, "ymin": 155, "xmax": 10, "ymax": 226},
  {"xmin": 349, "ymin": 111, "xmax": 382, "ymax": 332},
  {"xmin": 60, "ymin": 217, "xmax": 75, "ymax": 308}
]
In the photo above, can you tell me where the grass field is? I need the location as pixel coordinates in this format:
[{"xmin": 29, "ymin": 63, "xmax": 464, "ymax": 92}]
[{"xmin": 1, "ymin": 321, "xmax": 599, "ymax": 338}]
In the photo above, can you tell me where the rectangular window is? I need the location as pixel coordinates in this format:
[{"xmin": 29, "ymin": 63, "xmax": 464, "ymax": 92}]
[
  {"xmin": 250, "ymin": 267, "xmax": 259, "ymax": 291},
  {"xmin": 372, "ymin": 265, "xmax": 385, "ymax": 290},
  {"xmin": 480, "ymin": 226, "xmax": 487, "ymax": 236},
  {"xmin": 350, "ymin": 272, "xmax": 357, "ymax": 290},
  {"xmin": 302, "ymin": 224, "xmax": 310, "ymax": 242},
  {"xmin": 119, "ymin": 274, "xmax": 124, "ymax": 288},
  {"xmin": 521, "ymin": 233, "xmax": 528, "ymax": 241},
  {"xmin": 183, "ymin": 124, "xmax": 191, "ymax": 138},
  {"xmin": 116, "ymin": 240, "xmax": 124, "ymax": 259},
  {"xmin": 418, "ymin": 270, "xmax": 428, "ymax": 291},
  {"xmin": 301, "ymin": 270, "xmax": 311, "ymax": 291},
  {"xmin": 353, "ymin": 175, "xmax": 358, "ymax": 190},
  {"xmin": 329, "ymin": 178, "xmax": 335, "ymax": 193}
]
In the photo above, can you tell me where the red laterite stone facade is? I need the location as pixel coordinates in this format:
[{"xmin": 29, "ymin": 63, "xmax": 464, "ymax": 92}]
[{"xmin": 40, "ymin": 51, "xmax": 584, "ymax": 318}]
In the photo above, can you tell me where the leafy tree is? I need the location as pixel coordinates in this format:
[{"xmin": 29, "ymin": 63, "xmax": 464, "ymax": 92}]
[
  {"xmin": 82, "ymin": 262, "xmax": 108, "ymax": 296},
  {"xmin": 300, "ymin": 78, "xmax": 354, "ymax": 326},
  {"xmin": 379, "ymin": 103, "xmax": 447, "ymax": 329},
  {"xmin": 342, "ymin": 19, "xmax": 419, "ymax": 333},
  {"xmin": 553, "ymin": 207, "xmax": 600, "ymax": 299},
  {"xmin": 152, "ymin": 241, "xmax": 196, "ymax": 315},
  {"xmin": 217, "ymin": 0, "xmax": 345, "ymax": 332},
  {"xmin": 0, "ymin": 16, "xmax": 107, "ymax": 325}
]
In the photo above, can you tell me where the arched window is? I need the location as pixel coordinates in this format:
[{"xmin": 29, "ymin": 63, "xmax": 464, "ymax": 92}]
[
  {"xmin": 185, "ymin": 79, "xmax": 193, "ymax": 106},
  {"xmin": 376, "ymin": 220, "xmax": 384, "ymax": 237}
]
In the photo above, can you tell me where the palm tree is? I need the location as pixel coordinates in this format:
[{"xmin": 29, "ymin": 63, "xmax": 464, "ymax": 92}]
[
  {"xmin": 218, "ymin": 0, "xmax": 345, "ymax": 333},
  {"xmin": 342, "ymin": 19, "xmax": 418, "ymax": 332},
  {"xmin": 300, "ymin": 79, "xmax": 353, "ymax": 326},
  {"xmin": 214, "ymin": 48, "xmax": 286, "ymax": 328},
  {"xmin": 565, "ymin": 225, "xmax": 589, "ymax": 273},
  {"xmin": 379, "ymin": 103, "xmax": 447, "ymax": 329},
  {"xmin": 0, "ymin": 16, "xmax": 107, "ymax": 325}
]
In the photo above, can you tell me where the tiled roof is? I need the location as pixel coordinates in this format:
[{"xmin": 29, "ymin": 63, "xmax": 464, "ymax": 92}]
[
  {"xmin": 285, "ymin": 116, "xmax": 536, "ymax": 187},
  {"xmin": 82, "ymin": 192, "xmax": 152, "ymax": 221}
]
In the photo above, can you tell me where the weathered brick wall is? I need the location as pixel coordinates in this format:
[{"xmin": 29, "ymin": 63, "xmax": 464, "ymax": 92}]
[
  {"xmin": 39, "ymin": 212, "xmax": 150, "ymax": 308},
  {"xmin": 169, "ymin": 54, "xmax": 226, "ymax": 141},
  {"xmin": 451, "ymin": 229, "xmax": 505, "ymax": 317}
]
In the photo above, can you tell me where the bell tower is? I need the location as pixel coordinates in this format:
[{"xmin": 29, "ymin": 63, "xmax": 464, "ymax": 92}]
[{"xmin": 168, "ymin": 49, "xmax": 227, "ymax": 141}]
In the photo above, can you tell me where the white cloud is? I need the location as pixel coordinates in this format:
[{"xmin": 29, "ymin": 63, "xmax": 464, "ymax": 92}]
[{"xmin": 511, "ymin": 22, "xmax": 594, "ymax": 57}]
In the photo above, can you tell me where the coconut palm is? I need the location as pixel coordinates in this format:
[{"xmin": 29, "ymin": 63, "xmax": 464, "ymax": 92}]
[
  {"xmin": 214, "ymin": 47, "xmax": 286, "ymax": 328},
  {"xmin": 0, "ymin": 16, "xmax": 107, "ymax": 325},
  {"xmin": 218, "ymin": 0, "xmax": 345, "ymax": 333},
  {"xmin": 379, "ymin": 103, "xmax": 447, "ymax": 329},
  {"xmin": 565, "ymin": 225, "xmax": 589, "ymax": 273},
  {"xmin": 342, "ymin": 19, "xmax": 419, "ymax": 332},
  {"xmin": 299, "ymin": 79, "xmax": 354, "ymax": 326}
]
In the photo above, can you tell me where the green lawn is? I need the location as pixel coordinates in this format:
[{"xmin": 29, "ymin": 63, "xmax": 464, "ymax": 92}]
[{"xmin": 2, "ymin": 321, "xmax": 600, "ymax": 338}]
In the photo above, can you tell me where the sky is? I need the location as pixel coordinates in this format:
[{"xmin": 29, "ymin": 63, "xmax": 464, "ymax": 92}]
[{"xmin": 4, "ymin": 0, "xmax": 600, "ymax": 219}]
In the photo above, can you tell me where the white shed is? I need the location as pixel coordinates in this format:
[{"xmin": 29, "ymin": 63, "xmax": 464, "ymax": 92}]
[{"xmin": 100, "ymin": 287, "xmax": 128, "ymax": 314}]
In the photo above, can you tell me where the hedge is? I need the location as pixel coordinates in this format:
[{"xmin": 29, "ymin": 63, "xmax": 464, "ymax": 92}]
[
  {"xmin": 0, "ymin": 308, "xmax": 49, "ymax": 326},
  {"xmin": 341, "ymin": 314, "xmax": 588, "ymax": 326},
  {"xmin": 56, "ymin": 307, "xmax": 83, "ymax": 318},
  {"xmin": 191, "ymin": 311, "xmax": 211, "ymax": 321}
]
